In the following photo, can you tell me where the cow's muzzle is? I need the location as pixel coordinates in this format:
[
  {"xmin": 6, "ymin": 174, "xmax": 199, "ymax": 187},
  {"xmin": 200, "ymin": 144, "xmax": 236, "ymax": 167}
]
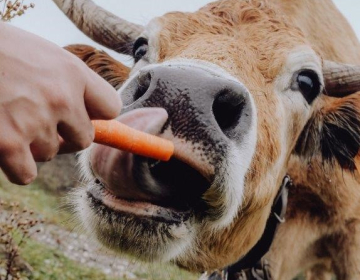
[{"xmin": 89, "ymin": 63, "xmax": 254, "ymax": 222}]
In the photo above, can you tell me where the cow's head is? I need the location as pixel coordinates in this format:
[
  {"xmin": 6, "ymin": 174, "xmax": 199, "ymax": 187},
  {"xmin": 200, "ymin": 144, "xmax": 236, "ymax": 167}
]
[{"xmin": 59, "ymin": 0, "xmax": 360, "ymax": 271}]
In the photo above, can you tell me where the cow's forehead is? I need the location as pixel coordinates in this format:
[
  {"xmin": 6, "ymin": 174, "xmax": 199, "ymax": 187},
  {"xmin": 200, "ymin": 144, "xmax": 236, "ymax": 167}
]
[{"xmin": 142, "ymin": 0, "xmax": 311, "ymax": 82}]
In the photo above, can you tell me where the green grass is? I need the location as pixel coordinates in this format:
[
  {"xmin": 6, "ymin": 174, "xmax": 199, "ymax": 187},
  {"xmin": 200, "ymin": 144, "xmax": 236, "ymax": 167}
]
[
  {"xmin": 21, "ymin": 239, "xmax": 122, "ymax": 280},
  {"xmin": 0, "ymin": 175, "xmax": 72, "ymax": 228},
  {"xmin": 135, "ymin": 263, "xmax": 198, "ymax": 280},
  {"xmin": 21, "ymin": 238, "xmax": 198, "ymax": 280},
  {"xmin": 21, "ymin": 239, "xmax": 197, "ymax": 280}
]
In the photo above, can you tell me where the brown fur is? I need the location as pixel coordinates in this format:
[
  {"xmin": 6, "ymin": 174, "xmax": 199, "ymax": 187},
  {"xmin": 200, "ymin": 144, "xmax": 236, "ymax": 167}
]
[
  {"xmin": 153, "ymin": 0, "xmax": 313, "ymax": 271},
  {"xmin": 66, "ymin": 0, "xmax": 360, "ymax": 278},
  {"xmin": 261, "ymin": 1, "xmax": 360, "ymax": 279},
  {"xmin": 65, "ymin": 44, "xmax": 130, "ymax": 89}
]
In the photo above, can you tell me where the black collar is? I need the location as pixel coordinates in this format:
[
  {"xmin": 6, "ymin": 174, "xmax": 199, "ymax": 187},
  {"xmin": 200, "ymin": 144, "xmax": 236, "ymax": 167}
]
[{"xmin": 207, "ymin": 175, "xmax": 291, "ymax": 280}]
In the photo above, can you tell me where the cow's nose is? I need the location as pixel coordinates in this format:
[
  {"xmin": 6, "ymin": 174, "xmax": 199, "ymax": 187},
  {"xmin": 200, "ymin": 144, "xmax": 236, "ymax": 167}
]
[
  {"xmin": 92, "ymin": 64, "xmax": 255, "ymax": 209},
  {"xmin": 122, "ymin": 64, "xmax": 253, "ymax": 139}
]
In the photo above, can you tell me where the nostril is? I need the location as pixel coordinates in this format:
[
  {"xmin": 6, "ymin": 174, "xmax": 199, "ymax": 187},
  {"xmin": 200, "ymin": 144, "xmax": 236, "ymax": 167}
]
[
  {"xmin": 134, "ymin": 72, "xmax": 152, "ymax": 101},
  {"xmin": 212, "ymin": 89, "xmax": 245, "ymax": 132}
]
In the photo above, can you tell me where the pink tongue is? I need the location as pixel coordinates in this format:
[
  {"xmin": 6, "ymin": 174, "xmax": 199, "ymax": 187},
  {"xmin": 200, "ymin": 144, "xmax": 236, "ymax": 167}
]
[
  {"xmin": 91, "ymin": 108, "xmax": 169, "ymax": 200},
  {"xmin": 114, "ymin": 107, "xmax": 169, "ymax": 135}
]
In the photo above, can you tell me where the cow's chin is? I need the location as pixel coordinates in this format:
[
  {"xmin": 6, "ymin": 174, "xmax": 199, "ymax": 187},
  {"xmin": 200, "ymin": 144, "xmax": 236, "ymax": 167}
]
[
  {"xmin": 73, "ymin": 147, "xmax": 212, "ymax": 261},
  {"xmin": 74, "ymin": 185, "xmax": 196, "ymax": 262}
]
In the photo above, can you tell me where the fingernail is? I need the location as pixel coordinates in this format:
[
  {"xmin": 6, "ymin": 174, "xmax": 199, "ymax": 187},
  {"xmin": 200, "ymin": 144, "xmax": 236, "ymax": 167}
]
[{"xmin": 23, "ymin": 174, "xmax": 36, "ymax": 185}]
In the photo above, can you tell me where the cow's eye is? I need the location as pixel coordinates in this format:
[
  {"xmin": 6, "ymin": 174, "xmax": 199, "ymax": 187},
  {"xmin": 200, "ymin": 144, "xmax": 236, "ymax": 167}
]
[
  {"xmin": 293, "ymin": 70, "xmax": 321, "ymax": 104},
  {"xmin": 133, "ymin": 37, "xmax": 148, "ymax": 63}
]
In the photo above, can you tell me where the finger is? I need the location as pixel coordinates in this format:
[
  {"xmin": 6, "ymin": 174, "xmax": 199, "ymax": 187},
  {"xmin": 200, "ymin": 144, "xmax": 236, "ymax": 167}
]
[
  {"xmin": 58, "ymin": 134, "xmax": 91, "ymax": 154},
  {"xmin": 57, "ymin": 135, "xmax": 83, "ymax": 154},
  {"xmin": 84, "ymin": 68, "xmax": 122, "ymax": 120},
  {"xmin": 57, "ymin": 106, "xmax": 95, "ymax": 154},
  {"xmin": 57, "ymin": 135, "xmax": 69, "ymax": 154},
  {"xmin": 30, "ymin": 133, "xmax": 60, "ymax": 162},
  {"xmin": 0, "ymin": 145, "xmax": 37, "ymax": 185}
]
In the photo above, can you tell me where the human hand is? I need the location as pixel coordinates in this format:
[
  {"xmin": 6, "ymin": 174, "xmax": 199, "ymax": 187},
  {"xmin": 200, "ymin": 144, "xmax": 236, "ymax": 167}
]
[{"xmin": 0, "ymin": 22, "xmax": 122, "ymax": 185}]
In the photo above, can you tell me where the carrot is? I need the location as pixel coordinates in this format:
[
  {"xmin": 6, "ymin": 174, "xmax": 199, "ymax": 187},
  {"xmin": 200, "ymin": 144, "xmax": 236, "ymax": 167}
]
[{"xmin": 92, "ymin": 120, "xmax": 174, "ymax": 161}]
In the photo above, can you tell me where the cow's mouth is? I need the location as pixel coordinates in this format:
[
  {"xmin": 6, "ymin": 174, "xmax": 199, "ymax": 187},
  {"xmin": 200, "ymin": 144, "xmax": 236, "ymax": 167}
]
[
  {"xmin": 147, "ymin": 157, "xmax": 210, "ymax": 211},
  {"xmin": 87, "ymin": 107, "xmax": 215, "ymax": 225},
  {"xmin": 87, "ymin": 153, "xmax": 210, "ymax": 224},
  {"xmin": 87, "ymin": 107, "xmax": 212, "ymax": 225}
]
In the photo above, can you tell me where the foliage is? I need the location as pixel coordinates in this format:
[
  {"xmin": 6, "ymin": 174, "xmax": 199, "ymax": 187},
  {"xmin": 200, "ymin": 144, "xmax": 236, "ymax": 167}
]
[
  {"xmin": 0, "ymin": 176, "xmax": 71, "ymax": 228},
  {"xmin": 0, "ymin": 201, "xmax": 42, "ymax": 280},
  {"xmin": 0, "ymin": 0, "xmax": 34, "ymax": 21}
]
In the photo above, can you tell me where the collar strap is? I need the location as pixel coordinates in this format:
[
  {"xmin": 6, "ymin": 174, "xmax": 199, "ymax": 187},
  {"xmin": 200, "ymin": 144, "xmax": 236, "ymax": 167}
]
[{"xmin": 222, "ymin": 175, "xmax": 291, "ymax": 280}]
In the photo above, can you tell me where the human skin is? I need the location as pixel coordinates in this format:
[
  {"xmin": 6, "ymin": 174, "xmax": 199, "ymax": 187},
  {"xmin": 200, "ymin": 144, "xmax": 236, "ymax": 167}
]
[{"xmin": 0, "ymin": 22, "xmax": 122, "ymax": 185}]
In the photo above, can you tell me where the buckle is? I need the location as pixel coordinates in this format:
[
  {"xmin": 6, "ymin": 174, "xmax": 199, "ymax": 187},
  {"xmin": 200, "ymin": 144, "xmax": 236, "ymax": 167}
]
[{"xmin": 271, "ymin": 175, "xmax": 291, "ymax": 224}]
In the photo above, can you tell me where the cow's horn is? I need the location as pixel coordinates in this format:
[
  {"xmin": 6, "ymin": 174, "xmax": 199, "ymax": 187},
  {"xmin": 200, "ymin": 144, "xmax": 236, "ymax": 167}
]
[
  {"xmin": 53, "ymin": 0, "xmax": 144, "ymax": 55},
  {"xmin": 324, "ymin": 60, "xmax": 360, "ymax": 97}
]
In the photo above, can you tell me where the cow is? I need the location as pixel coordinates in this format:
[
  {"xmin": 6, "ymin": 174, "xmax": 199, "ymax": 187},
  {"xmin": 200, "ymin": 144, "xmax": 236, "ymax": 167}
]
[{"xmin": 55, "ymin": 0, "xmax": 360, "ymax": 279}]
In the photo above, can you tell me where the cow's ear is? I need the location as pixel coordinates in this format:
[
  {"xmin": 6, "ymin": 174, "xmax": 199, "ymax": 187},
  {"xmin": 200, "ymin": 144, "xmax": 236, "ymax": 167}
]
[
  {"xmin": 65, "ymin": 44, "xmax": 130, "ymax": 90},
  {"xmin": 295, "ymin": 94, "xmax": 360, "ymax": 170}
]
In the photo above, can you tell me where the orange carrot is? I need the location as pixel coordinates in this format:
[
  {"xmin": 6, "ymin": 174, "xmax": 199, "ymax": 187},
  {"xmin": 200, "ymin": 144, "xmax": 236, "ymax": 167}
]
[{"xmin": 92, "ymin": 120, "xmax": 174, "ymax": 161}]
